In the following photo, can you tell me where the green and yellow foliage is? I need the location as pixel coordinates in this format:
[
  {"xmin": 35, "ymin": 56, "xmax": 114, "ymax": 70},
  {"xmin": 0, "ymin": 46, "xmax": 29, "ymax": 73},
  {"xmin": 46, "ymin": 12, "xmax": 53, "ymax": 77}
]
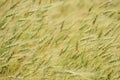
[{"xmin": 0, "ymin": 0, "xmax": 120, "ymax": 80}]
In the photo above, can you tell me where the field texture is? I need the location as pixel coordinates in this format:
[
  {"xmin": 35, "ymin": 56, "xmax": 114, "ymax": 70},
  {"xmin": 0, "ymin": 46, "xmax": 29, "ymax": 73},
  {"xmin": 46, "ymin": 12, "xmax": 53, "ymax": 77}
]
[{"xmin": 0, "ymin": 0, "xmax": 120, "ymax": 80}]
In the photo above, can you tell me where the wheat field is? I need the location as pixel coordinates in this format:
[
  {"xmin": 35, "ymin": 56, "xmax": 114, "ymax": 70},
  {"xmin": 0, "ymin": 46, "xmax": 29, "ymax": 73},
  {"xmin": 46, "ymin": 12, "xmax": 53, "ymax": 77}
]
[{"xmin": 0, "ymin": 0, "xmax": 120, "ymax": 80}]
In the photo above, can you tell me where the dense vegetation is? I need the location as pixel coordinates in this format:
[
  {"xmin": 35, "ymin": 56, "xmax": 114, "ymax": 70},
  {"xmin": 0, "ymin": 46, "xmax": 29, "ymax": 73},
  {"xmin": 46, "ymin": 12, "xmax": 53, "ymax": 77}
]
[{"xmin": 0, "ymin": 0, "xmax": 120, "ymax": 80}]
